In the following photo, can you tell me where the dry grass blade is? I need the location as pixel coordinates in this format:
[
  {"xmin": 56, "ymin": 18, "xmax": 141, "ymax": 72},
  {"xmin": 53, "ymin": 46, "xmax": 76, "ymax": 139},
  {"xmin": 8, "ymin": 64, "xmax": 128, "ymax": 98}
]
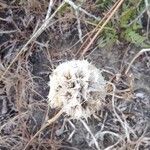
[
  {"xmin": 80, "ymin": 119, "xmax": 100, "ymax": 150},
  {"xmin": 0, "ymin": 30, "xmax": 17, "ymax": 34},
  {"xmin": 45, "ymin": 0, "xmax": 54, "ymax": 20},
  {"xmin": 75, "ymin": 0, "xmax": 121, "ymax": 57},
  {"xmin": 65, "ymin": 0, "xmax": 100, "ymax": 20},
  {"xmin": 108, "ymin": 82, "xmax": 131, "ymax": 142},
  {"xmin": 23, "ymin": 109, "xmax": 63, "ymax": 150},
  {"xmin": 0, "ymin": 1, "xmax": 65, "ymax": 81},
  {"xmin": 80, "ymin": 0, "xmax": 124, "ymax": 58}
]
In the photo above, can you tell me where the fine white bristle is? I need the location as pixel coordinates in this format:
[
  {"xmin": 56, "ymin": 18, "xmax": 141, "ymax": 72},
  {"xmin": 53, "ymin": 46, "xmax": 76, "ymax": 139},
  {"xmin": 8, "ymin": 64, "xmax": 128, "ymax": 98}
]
[{"xmin": 48, "ymin": 60, "xmax": 107, "ymax": 119}]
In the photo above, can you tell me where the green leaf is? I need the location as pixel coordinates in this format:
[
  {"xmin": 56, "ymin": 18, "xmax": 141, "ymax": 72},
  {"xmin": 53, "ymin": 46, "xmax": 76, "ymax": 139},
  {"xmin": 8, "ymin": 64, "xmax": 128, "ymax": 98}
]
[
  {"xmin": 120, "ymin": 7, "xmax": 136, "ymax": 28},
  {"xmin": 124, "ymin": 29, "xmax": 148, "ymax": 47}
]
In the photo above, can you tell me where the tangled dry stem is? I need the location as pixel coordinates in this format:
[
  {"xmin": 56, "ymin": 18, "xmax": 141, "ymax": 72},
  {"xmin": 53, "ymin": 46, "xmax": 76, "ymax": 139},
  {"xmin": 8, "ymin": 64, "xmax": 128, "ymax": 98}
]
[{"xmin": 0, "ymin": 0, "xmax": 149, "ymax": 150}]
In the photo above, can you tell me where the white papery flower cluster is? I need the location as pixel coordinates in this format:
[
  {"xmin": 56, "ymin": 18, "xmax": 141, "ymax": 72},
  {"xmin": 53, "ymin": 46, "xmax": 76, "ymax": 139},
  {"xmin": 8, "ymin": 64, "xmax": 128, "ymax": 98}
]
[{"xmin": 48, "ymin": 60, "xmax": 107, "ymax": 119}]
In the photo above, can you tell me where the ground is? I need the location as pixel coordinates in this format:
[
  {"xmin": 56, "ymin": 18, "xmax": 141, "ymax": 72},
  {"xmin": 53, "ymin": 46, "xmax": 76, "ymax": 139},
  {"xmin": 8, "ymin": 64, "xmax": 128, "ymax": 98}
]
[{"xmin": 0, "ymin": 0, "xmax": 150, "ymax": 150}]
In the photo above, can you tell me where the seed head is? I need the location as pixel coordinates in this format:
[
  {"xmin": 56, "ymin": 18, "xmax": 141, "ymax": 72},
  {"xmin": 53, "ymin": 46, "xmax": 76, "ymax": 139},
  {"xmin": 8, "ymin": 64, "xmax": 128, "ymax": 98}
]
[{"xmin": 48, "ymin": 60, "xmax": 107, "ymax": 119}]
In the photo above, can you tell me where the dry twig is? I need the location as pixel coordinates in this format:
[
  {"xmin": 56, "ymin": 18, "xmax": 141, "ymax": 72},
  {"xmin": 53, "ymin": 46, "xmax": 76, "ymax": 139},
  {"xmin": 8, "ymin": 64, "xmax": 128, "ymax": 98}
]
[{"xmin": 125, "ymin": 48, "xmax": 150, "ymax": 74}]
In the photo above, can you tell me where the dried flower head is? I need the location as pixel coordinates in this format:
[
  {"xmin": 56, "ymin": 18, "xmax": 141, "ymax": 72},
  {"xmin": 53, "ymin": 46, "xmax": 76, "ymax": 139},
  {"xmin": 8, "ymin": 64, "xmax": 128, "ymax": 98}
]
[{"xmin": 48, "ymin": 60, "xmax": 107, "ymax": 119}]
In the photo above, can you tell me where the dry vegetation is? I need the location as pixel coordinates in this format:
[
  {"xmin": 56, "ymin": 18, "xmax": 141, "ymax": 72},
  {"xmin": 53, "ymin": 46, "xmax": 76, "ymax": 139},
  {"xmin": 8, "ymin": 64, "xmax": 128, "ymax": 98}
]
[{"xmin": 0, "ymin": 0, "xmax": 150, "ymax": 150}]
